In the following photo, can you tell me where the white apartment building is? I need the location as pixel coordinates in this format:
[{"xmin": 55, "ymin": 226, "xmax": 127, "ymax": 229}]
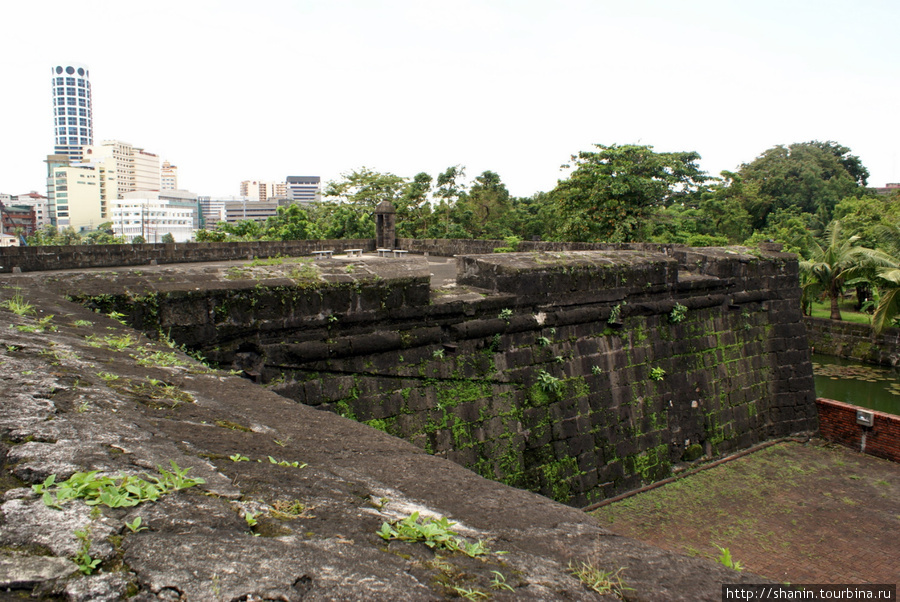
[
  {"xmin": 82, "ymin": 141, "xmax": 160, "ymax": 196},
  {"xmin": 111, "ymin": 190, "xmax": 199, "ymax": 243}
]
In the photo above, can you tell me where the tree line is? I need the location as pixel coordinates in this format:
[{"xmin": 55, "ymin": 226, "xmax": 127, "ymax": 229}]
[{"xmin": 22, "ymin": 139, "xmax": 900, "ymax": 329}]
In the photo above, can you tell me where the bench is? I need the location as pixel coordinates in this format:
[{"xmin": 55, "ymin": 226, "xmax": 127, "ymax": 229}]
[
  {"xmin": 312, "ymin": 250, "xmax": 333, "ymax": 260},
  {"xmin": 392, "ymin": 249, "xmax": 409, "ymax": 258},
  {"xmin": 344, "ymin": 249, "xmax": 363, "ymax": 257},
  {"xmin": 377, "ymin": 248, "xmax": 393, "ymax": 257}
]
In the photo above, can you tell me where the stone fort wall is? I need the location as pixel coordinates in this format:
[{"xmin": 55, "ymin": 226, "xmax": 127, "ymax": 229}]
[
  {"xmin": 0, "ymin": 239, "xmax": 376, "ymax": 273},
  {"xmin": 52, "ymin": 241, "xmax": 818, "ymax": 507},
  {"xmin": 804, "ymin": 316, "xmax": 900, "ymax": 366}
]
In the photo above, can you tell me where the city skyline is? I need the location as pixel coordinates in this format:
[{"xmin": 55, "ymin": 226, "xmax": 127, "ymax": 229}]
[{"xmin": 2, "ymin": 0, "xmax": 899, "ymax": 199}]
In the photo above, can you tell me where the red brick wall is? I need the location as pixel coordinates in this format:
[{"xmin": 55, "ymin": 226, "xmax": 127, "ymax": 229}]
[{"xmin": 816, "ymin": 398, "xmax": 900, "ymax": 462}]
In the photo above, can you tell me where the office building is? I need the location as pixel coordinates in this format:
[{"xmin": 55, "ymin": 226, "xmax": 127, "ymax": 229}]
[
  {"xmin": 223, "ymin": 200, "xmax": 279, "ymax": 223},
  {"xmin": 51, "ymin": 62, "xmax": 93, "ymax": 162},
  {"xmin": 286, "ymin": 176, "xmax": 321, "ymax": 204}
]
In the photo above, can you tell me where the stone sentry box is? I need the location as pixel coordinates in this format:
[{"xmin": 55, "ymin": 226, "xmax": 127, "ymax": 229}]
[{"xmin": 71, "ymin": 245, "xmax": 818, "ymax": 507}]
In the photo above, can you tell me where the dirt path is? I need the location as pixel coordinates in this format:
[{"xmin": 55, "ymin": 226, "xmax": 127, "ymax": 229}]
[{"xmin": 590, "ymin": 440, "xmax": 900, "ymax": 585}]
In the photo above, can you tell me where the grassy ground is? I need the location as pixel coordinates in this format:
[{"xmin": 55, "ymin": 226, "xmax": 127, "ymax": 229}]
[
  {"xmin": 590, "ymin": 440, "xmax": 900, "ymax": 584},
  {"xmin": 807, "ymin": 299, "xmax": 872, "ymax": 325}
]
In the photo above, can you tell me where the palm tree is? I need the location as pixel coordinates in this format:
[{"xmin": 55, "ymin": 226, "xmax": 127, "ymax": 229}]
[{"xmin": 800, "ymin": 221, "xmax": 894, "ymax": 321}]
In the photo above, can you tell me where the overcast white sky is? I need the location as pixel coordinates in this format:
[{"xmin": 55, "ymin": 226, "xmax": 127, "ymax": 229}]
[{"xmin": 2, "ymin": 0, "xmax": 898, "ymax": 198}]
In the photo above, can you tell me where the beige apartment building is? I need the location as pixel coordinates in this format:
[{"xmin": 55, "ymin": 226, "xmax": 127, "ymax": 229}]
[
  {"xmin": 82, "ymin": 140, "xmax": 160, "ymax": 197},
  {"xmin": 240, "ymin": 180, "xmax": 287, "ymax": 202},
  {"xmin": 45, "ymin": 153, "xmax": 118, "ymax": 230},
  {"xmin": 161, "ymin": 161, "xmax": 178, "ymax": 190}
]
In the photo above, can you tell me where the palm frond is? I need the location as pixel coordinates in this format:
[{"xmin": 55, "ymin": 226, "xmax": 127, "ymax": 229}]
[{"xmin": 872, "ymin": 287, "xmax": 900, "ymax": 334}]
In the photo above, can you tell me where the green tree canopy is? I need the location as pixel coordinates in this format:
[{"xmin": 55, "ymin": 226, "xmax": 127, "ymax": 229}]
[
  {"xmin": 396, "ymin": 172, "xmax": 433, "ymax": 237},
  {"xmin": 324, "ymin": 167, "xmax": 407, "ymax": 209},
  {"xmin": 737, "ymin": 141, "xmax": 866, "ymax": 230},
  {"xmin": 550, "ymin": 144, "xmax": 710, "ymax": 242},
  {"xmin": 264, "ymin": 204, "xmax": 316, "ymax": 240},
  {"xmin": 831, "ymin": 195, "xmax": 900, "ymax": 248},
  {"xmin": 458, "ymin": 170, "xmax": 512, "ymax": 239},
  {"xmin": 310, "ymin": 203, "xmax": 375, "ymax": 239}
]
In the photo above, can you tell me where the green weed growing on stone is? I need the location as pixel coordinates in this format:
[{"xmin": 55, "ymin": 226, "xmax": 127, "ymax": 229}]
[
  {"xmin": 451, "ymin": 586, "xmax": 490, "ymax": 600},
  {"xmin": 537, "ymin": 335, "xmax": 551, "ymax": 347},
  {"xmin": 97, "ymin": 371, "xmax": 120, "ymax": 383},
  {"xmin": 669, "ymin": 303, "xmax": 688, "ymax": 324},
  {"xmin": 490, "ymin": 570, "xmax": 514, "ymax": 591},
  {"xmin": 608, "ymin": 302, "xmax": 625, "ymax": 324},
  {"xmin": 537, "ymin": 370, "xmax": 561, "ymax": 394},
  {"xmin": 107, "ymin": 311, "xmax": 128, "ymax": 325},
  {"xmin": 14, "ymin": 314, "xmax": 57, "ymax": 333},
  {"xmin": 88, "ymin": 333, "xmax": 138, "ymax": 351},
  {"xmin": 134, "ymin": 349, "xmax": 189, "ymax": 368},
  {"xmin": 73, "ymin": 319, "xmax": 93, "ymax": 328},
  {"xmin": 377, "ymin": 511, "xmax": 493, "ymax": 558},
  {"xmin": 649, "ymin": 367, "xmax": 666, "ymax": 381},
  {"xmin": 125, "ymin": 517, "xmax": 147, "ymax": 533},
  {"xmin": 715, "ymin": 545, "xmax": 744, "ymax": 571},
  {"xmin": 592, "ymin": 365, "xmax": 603, "ymax": 375},
  {"xmin": 260, "ymin": 455, "xmax": 307, "ymax": 469},
  {"xmin": 1, "ymin": 288, "xmax": 35, "ymax": 316},
  {"xmin": 568, "ymin": 562, "xmax": 632, "ymax": 598},
  {"xmin": 38, "ymin": 315, "xmax": 58, "ymax": 331},
  {"xmin": 229, "ymin": 454, "xmax": 250, "ymax": 462},
  {"xmin": 34, "ymin": 461, "xmax": 204, "ymax": 509},
  {"xmin": 498, "ymin": 308, "xmax": 513, "ymax": 322},
  {"xmin": 73, "ymin": 525, "xmax": 101, "ymax": 575}
]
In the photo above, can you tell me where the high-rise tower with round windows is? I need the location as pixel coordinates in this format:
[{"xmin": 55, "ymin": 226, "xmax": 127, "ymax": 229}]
[{"xmin": 51, "ymin": 63, "xmax": 93, "ymax": 161}]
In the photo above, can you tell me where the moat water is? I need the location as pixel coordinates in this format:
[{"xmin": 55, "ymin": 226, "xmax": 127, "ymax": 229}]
[{"xmin": 813, "ymin": 353, "xmax": 900, "ymax": 416}]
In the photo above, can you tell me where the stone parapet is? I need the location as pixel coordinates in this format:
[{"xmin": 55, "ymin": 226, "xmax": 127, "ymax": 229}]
[{"xmin": 0, "ymin": 239, "xmax": 375, "ymax": 273}]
